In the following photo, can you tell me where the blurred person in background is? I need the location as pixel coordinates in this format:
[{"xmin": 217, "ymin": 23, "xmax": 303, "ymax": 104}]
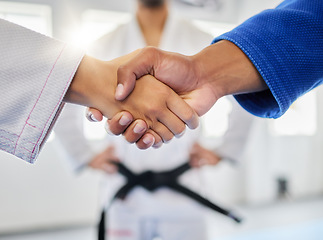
[{"xmin": 55, "ymin": 0, "xmax": 254, "ymax": 239}]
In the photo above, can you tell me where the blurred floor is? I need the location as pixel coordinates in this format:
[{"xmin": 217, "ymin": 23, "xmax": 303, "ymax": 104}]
[
  {"xmin": 1, "ymin": 196, "xmax": 323, "ymax": 240},
  {"xmin": 0, "ymin": 227, "xmax": 97, "ymax": 240},
  {"xmin": 206, "ymin": 196, "xmax": 323, "ymax": 240}
]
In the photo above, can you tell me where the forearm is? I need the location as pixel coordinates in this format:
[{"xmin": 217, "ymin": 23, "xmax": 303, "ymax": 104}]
[{"xmin": 192, "ymin": 40, "xmax": 267, "ymax": 101}]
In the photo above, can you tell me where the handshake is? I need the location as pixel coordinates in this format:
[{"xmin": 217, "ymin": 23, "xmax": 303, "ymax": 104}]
[{"xmin": 64, "ymin": 40, "xmax": 265, "ymax": 149}]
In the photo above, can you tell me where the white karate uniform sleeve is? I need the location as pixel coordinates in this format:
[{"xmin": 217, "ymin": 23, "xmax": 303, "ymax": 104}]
[{"xmin": 0, "ymin": 19, "xmax": 84, "ymax": 163}]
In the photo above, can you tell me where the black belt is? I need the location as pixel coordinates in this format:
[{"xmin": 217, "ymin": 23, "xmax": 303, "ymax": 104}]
[{"xmin": 98, "ymin": 162, "xmax": 242, "ymax": 240}]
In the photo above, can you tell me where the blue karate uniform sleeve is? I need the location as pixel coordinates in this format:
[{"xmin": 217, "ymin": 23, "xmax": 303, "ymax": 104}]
[{"xmin": 212, "ymin": 0, "xmax": 323, "ymax": 118}]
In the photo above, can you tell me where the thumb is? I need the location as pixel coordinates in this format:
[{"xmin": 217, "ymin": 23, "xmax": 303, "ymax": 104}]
[
  {"xmin": 115, "ymin": 47, "xmax": 160, "ymax": 101},
  {"xmin": 115, "ymin": 66, "xmax": 136, "ymax": 101},
  {"xmin": 86, "ymin": 107, "xmax": 104, "ymax": 122}
]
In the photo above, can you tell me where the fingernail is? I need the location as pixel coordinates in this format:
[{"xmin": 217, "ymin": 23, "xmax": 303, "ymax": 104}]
[
  {"xmin": 153, "ymin": 141, "xmax": 163, "ymax": 149},
  {"xmin": 143, "ymin": 135, "xmax": 154, "ymax": 146},
  {"xmin": 119, "ymin": 115, "xmax": 131, "ymax": 126},
  {"xmin": 86, "ymin": 111, "xmax": 98, "ymax": 122},
  {"xmin": 133, "ymin": 123, "xmax": 146, "ymax": 134},
  {"xmin": 90, "ymin": 114, "xmax": 99, "ymax": 122},
  {"xmin": 115, "ymin": 84, "xmax": 124, "ymax": 100},
  {"xmin": 104, "ymin": 122, "xmax": 113, "ymax": 135},
  {"xmin": 175, "ymin": 128, "xmax": 186, "ymax": 138}
]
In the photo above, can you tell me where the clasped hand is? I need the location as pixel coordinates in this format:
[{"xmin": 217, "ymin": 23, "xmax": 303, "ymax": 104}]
[
  {"xmin": 80, "ymin": 41, "xmax": 264, "ymax": 149},
  {"xmin": 70, "ymin": 49, "xmax": 201, "ymax": 149}
]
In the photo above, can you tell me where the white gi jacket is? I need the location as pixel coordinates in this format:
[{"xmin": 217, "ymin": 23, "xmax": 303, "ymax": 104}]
[
  {"xmin": 55, "ymin": 15, "xmax": 253, "ymax": 240},
  {"xmin": 0, "ymin": 19, "xmax": 84, "ymax": 163}
]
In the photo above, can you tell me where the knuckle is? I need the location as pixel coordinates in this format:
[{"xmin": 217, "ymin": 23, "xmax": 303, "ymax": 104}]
[
  {"xmin": 145, "ymin": 104, "xmax": 160, "ymax": 118},
  {"xmin": 117, "ymin": 64, "xmax": 128, "ymax": 77},
  {"xmin": 148, "ymin": 106, "xmax": 160, "ymax": 115},
  {"xmin": 141, "ymin": 46, "xmax": 161, "ymax": 63},
  {"xmin": 142, "ymin": 46, "xmax": 158, "ymax": 54}
]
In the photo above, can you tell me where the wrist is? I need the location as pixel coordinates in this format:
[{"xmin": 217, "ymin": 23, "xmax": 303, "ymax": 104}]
[
  {"xmin": 192, "ymin": 40, "xmax": 267, "ymax": 98},
  {"xmin": 64, "ymin": 55, "xmax": 119, "ymax": 118}
]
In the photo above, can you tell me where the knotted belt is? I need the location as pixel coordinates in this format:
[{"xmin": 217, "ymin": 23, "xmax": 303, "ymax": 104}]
[{"xmin": 98, "ymin": 162, "xmax": 242, "ymax": 240}]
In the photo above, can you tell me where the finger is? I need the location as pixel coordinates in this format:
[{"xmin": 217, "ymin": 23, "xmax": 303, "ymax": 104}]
[
  {"xmin": 150, "ymin": 130, "xmax": 163, "ymax": 148},
  {"xmin": 190, "ymin": 143, "xmax": 200, "ymax": 154},
  {"xmin": 122, "ymin": 119, "xmax": 149, "ymax": 143},
  {"xmin": 166, "ymin": 94, "xmax": 199, "ymax": 130},
  {"xmin": 104, "ymin": 145, "xmax": 115, "ymax": 154},
  {"xmin": 156, "ymin": 109, "xmax": 186, "ymax": 138},
  {"xmin": 198, "ymin": 158, "xmax": 209, "ymax": 166},
  {"xmin": 175, "ymin": 128, "xmax": 186, "ymax": 138},
  {"xmin": 136, "ymin": 130, "xmax": 163, "ymax": 149},
  {"xmin": 151, "ymin": 121, "xmax": 174, "ymax": 143},
  {"xmin": 106, "ymin": 111, "xmax": 134, "ymax": 135},
  {"xmin": 190, "ymin": 156, "xmax": 208, "ymax": 168},
  {"xmin": 102, "ymin": 163, "xmax": 118, "ymax": 174},
  {"xmin": 86, "ymin": 108, "xmax": 103, "ymax": 122},
  {"xmin": 116, "ymin": 47, "xmax": 160, "ymax": 101},
  {"xmin": 103, "ymin": 147, "xmax": 120, "ymax": 163},
  {"xmin": 189, "ymin": 157, "xmax": 200, "ymax": 168}
]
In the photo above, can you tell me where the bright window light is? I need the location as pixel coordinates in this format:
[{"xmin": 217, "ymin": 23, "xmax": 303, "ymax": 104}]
[
  {"xmin": 269, "ymin": 91, "xmax": 317, "ymax": 136},
  {"xmin": 67, "ymin": 10, "xmax": 131, "ymax": 48},
  {"xmin": 0, "ymin": 1, "xmax": 52, "ymax": 36}
]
